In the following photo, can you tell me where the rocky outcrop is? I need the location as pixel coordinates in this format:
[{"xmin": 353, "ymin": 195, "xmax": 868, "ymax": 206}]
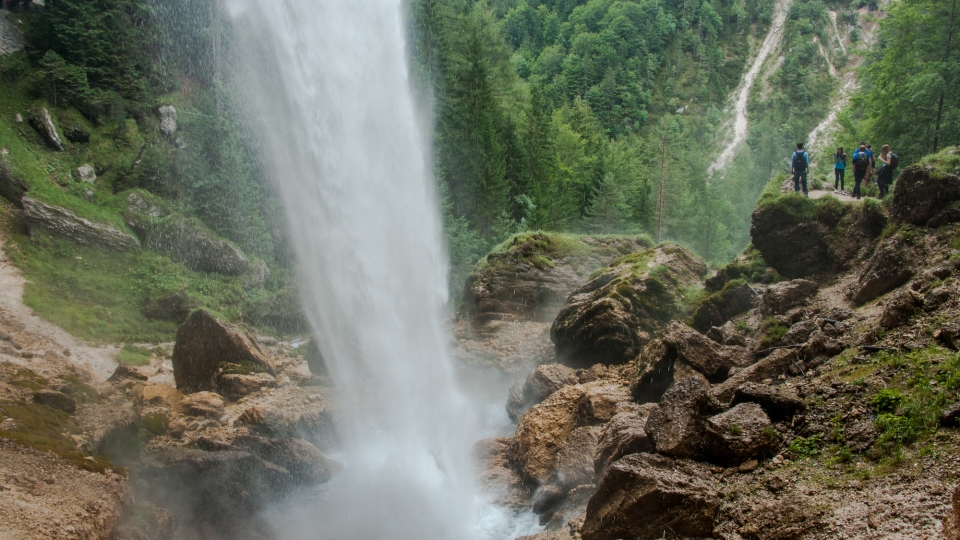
[
  {"xmin": 158, "ymin": 105, "xmax": 177, "ymax": 138},
  {"xmin": 551, "ymin": 244, "xmax": 707, "ymax": 367},
  {"xmin": 0, "ymin": 158, "xmax": 28, "ymax": 208},
  {"xmin": 581, "ymin": 453, "xmax": 720, "ymax": 540},
  {"xmin": 852, "ymin": 235, "xmax": 915, "ymax": 305},
  {"xmin": 29, "ymin": 106, "xmax": 64, "ymax": 151},
  {"xmin": 462, "ymin": 234, "xmax": 654, "ymax": 325},
  {"xmin": 513, "ymin": 385, "xmax": 590, "ymax": 484},
  {"xmin": 131, "ymin": 215, "xmax": 250, "ymax": 275},
  {"xmin": 593, "ymin": 402, "xmax": 656, "ymax": 475},
  {"xmin": 475, "ymin": 438, "xmax": 530, "ymax": 510},
  {"xmin": 661, "ymin": 321, "xmax": 750, "ymax": 381},
  {"xmin": 21, "ymin": 197, "xmax": 140, "ymax": 252},
  {"xmin": 690, "ymin": 279, "xmax": 756, "ymax": 332},
  {"xmin": 711, "ymin": 348, "xmax": 799, "ymax": 404},
  {"xmin": 889, "ymin": 165, "xmax": 960, "ymax": 226},
  {"xmin": 554, "ymin": 425, "xmax": 601, "ymax": 490},
  {"xmin": 644, "ymin": 377, "xmax": 718, "ymax": 459},
  {"xmin": 731, "ymin": 382, "xmax": 805, "ymax": 421},
  {"xmin": 762, "ymin": 279, "xmax": 819, "ymax": 315},
  {"xmin": 172, "ymin": 309, "xmax": 276, "ymax": 394},
  {"xmin": 506, "ymin": 364, "xmax": 579, "ymax": 422},
  {"xmin": 704, "ymin": 402, "xmax": 779, "ymax": 464}
]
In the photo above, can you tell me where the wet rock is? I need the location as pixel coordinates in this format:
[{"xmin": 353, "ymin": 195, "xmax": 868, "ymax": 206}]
[
  {"xmin": 178, "ymin": 391, "xmax": 224, "ymax": 418},
  {"xmin": 551, "ymin": 245, "xmax": 707, "ymax": 367},
  {"xmin": 475, "ymin": 438, "xmax": 530, "ymax": 510},
  {"xmin": 853, "ymin": 237, "xmax": 915, "ymax": 305},
  {"xmin": 581, "ymin": 453, "xmax": 720, "ymax": 540},
  {"xmin": 580, "ymin": 380, "xmax": 632, "ymax": 423},
  {"xmin": 645, "ymin": 377, "xmax": 716, "ymax": 459},
  {"xmin": 108, "ymin": 364, "xmax": 150, "ymax": 381},
  {"xmin": 711, "ymin": 348, "xmax": 799, "ymax": 404},
  {"xmin": 513, "ymin": 385, "xmax": 590, "ymax": 484},
  {"xmin": 845, "ymin": 421, "xmax": 878, "ymax": 452},
  {"xmin": 555, "ymin": 426, "xmax": 602, "ymax": 490},
  {"xmin": 532, "ymin": 484, "xmax": 566, "ymax": 515},
  {"xmin": 231, "ymin": 434, "xmax": 341, "ymax": 483},
  {"xmin": 33, "ymin": 389, "xmax": 77, "ymax": 413},
  {"xmin": 29, "ymin": 106, "xmax": 64, "ymax": 151},
  {"xmin": 781, "ymin": 319, "xmax": 818, "ymax": 345},
  {"xmin": 889, "ymin": 165, "xmax": 960, "ymax": 226},
  {"xmin": 461, "ymin": 234, "xmax": 654, "ymax": 326},
  {"xmin": 662, "ymin": 321, "xmax": 749, "ymax": 381},
  {"xmin": 762, "ymin": 279, "xmax": 819, "ymax": 315},
  {"xmin": 142, "ymin": 384, "xmax": 184, "ymax": 408},
  {"xmin": 594, "ymin": 403, "xmax": 656, "ymax": 475},
  {"xmin": 131, "ymin": 215, "xmax": 250, "ymax": 275},
  {"xmin": 158, "ymin": 105, "xmax": 177, "ymax": 138},
  {"xmin": 21, "ymin": 197, "xmax": 140, "ymax": 252},
  {"xmin": 216, "ymin": 372, "xmax": 277, "ymax": 401},
  {"xmin": 691, "ymin": 279, "xmax": 756, "ymax": 332},
  {"xmin": 143, "ymin": 287, "xmax": 201, "ymax": 324},
  {"xmin": 731, "ymin": 382, "xmax": 805, "ymax": 421},
  {"xmin": 705, "ymin": 402, "xmax": 779, "ymax": 464},
  {"xmin": 76, "ymin": 164, "xmax": 96, "ymax": 184},
  {"xmin": 507, "ymin": 364, "xmax": 579, "ymax": 422},
  {"xmin": 172, "ymin": 309, "xmax": 275, "ymax": 393},
  {"xmin": 630, "ymin": 339, "xmax": 708, "ymax": 404},
  {"xmin": 941, "ymin": 402, "xmax": 960, "ymax": 427},
  {"xmin": 800, "ymin": 328, "xmax": 828, "ymax": 358},
  {"xmin": 110, "ymin": 502, "xmax": 177, "ymax": 540},
  {"xmin": 880, "ymin": 289, "xmax": 923, "ymax": 329},
  {"xmin": 0, "ymin": 158, "xmax": 28, "ymax": 208},
  {"xmin": 234, "ymin": 389, "xmax": 339, "ymax": 450}
]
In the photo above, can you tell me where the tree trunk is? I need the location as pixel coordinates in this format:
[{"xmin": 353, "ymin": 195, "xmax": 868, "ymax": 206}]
[{"xmin": 933, "ymin": 0, "xmax": 958, "ymax": 153}]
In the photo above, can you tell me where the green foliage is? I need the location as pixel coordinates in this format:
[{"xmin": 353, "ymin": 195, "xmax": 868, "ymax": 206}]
[
  {"xmin": 759, "ymin": 317, "xmax": 789, "ymax": 348},
  {"xmin": 789, "ymin": 434, "xmax": 824, "ymax": 457},
  {"xmin": 870, "ymin": 388, "xmax": 904, "ymax": 413}
]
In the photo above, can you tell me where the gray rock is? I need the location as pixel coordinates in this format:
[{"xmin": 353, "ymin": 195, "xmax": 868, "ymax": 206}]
[
  {"xmin": 133, "ymin": 215, "xmax": 250, "ymax": 275},
  {"xmin": 555, "ymin": 426, "xmax": 601, "ymax": 490},
  {"xmin": 705, "ymin": 402, "xmax": 779, "ymax": 464},
  {"xmin": 125, "ymin": 191, "xmax": 170, "ymax": 218},
  {"xmin": 507, "ymin": 364, "xmax": 580, "ymax": 422},
  {"xmin": 662, "ymin": 320, "xmax": 749, "ymax": 381},
  {"xmin": 76, "ymin": 164, "xmax": 96, "ymax": 184},
  {"xmin": 0, "ymin": 158, "xmax": 28, "ymax": 209},
  {"xmin": 21, "ymin": 197, "xmax": 140, "ymax": 252},
  {"xmin": 158, "ymin": 105, "xmax": 177, "ymax": 138},
  {"xmin": 889, "ymin": 165, "xmax": 960, "ymax": 226},
  {"xmin": 645, "ymin": 377, "xmax": 715, "ymax": 459},
  {"xmin": 853, "ymin": 237, "xmax": 915, "ymax": 305},
  {"xmin": 711, "ymin": 348, "xmax": 800, "ymax": 404},
  {"xmin": 29, "ymin": 106, "xmax": 64, "ymax": 151},
  {"xmin": 33, "ymin": 390, "xmax": 77, "ymax": 413},
  {"xmin": 731, "ymin": 382, "xmax": 806, "ymax": 421},
  {"xmin": 762, "ymin": 279, "xmax": 819, "ymax": 315},
  {"xmin": 581, "ymin": 453, "xmax": 720, "ymax": 540},
  {"xmin": 880, "ymin": 289, "xmax": 923, "ymax": 329},
  {"xmin": 781, "ymin": 320, "xmax": 818, "ymax": 345}
]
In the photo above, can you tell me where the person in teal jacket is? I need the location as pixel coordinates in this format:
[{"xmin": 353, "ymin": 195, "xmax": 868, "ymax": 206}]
[
  {"xmin": 791, "ymin": 142, "xmax": 810, "ymax": 196},
  {"xmin": 833, "ymin": 146, "xmax": 847, "ymax": 193}
]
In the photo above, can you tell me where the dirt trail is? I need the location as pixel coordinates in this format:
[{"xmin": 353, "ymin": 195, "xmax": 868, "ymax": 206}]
[
  {"xmin": 0, "ymin": 235, "xmax": 119, "ymax": 381},
  {"xmin": 709, "ymin": 0, "xmax": 792, "ymax": 177}
]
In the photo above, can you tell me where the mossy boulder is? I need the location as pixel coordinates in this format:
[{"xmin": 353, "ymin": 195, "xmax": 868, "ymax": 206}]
[
  {"xmin": 21, "ymin": 197, "xmax": 141, "ymax": 252},
  {"xmin": 0, "ymin": 157, "xmax": 28, "ymax": 209},
  {"xmin": 551, "ymin": 244, "xmax": 707, "ymax": 367},
  {"xmin": 690, "ymin": 278, "xmax": 756, "ymax": 332},
  {"xmin": 890, "ymin": 160, "xmax": 960, "ymax": 227},
  {"xmin": 127, "ymin": 211, "xmax": 250, "ymax": 276},
  {"xmin": 461, "ymin": 233, "xmax": 654, "ymax": 325}
]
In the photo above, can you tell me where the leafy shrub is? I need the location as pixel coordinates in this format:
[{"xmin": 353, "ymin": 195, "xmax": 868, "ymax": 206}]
[
  {"xmin": 789, "ymin": 434, "xmax": 823, "ymax": 457},
  {"xmin": 870, "ymin": 388, "xmax": 904, "ymax": 413}
]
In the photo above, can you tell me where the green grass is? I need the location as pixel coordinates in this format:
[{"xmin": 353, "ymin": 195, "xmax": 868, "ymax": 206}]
[
  {"xmin": 759, "ymin": 317, "xmax": 789, "ymax": 348},
  {"xmin": 116, "ymin": 344, "xmax": 153, "ymax": 366},
  {"xmin": 476, "ymin": 231, "xmax": 655, "ymax": 273},
  {"xmin": 916, "ymin": 146, "xmax": 960, "ymax": 176}
]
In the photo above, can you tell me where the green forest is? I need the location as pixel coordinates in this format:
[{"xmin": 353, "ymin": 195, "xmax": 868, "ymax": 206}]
[{"xmin": 1, "ymin": 0, "xmax": 959, "ymax": 324}]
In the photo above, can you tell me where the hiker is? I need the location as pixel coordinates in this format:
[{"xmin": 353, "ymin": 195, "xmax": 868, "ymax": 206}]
[
  {"xmin": 864, "ymin": 144, "xmax": 876, "ymax": 185},
  {"xmin": 791, "ymin": 142, "xmax": 810, "ymax": 196},
  {"xmin": 834, "ymin": 146, "xmax": 847, "ymax": 193},
  {"xmin": 852, "ymin": 142, "xmax": 872, "ymax": 200},
  {"xmin": 876, "ymin": 144, "xmax": 898, "ymax": 198}
]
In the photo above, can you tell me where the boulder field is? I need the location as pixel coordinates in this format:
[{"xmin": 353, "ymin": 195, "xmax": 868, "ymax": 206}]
[{"xmin": 474, "ymin": 159, "xmax": 960, "ymax": 540}]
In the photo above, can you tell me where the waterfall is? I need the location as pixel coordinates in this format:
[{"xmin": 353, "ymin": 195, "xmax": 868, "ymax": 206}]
[{"xmin": 224, "ymin": 1, "xmax": 498, "ymax": 538}]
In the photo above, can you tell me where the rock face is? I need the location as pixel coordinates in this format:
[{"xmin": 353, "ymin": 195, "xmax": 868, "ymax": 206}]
[
  {"xmin": 661, "ymin": 321, "xmax": 749, "ymax": 382},
  {"xmin": 731, "ymin": 382, "xmax": 805, "ymax": 421},
  {"xmin": 172, "ymin": 309, "xmax": 276, "ymax": 394},
  {"xmin": 704, "ymin": 402, "xmax": 779, "ymax": 464},
  {"xmin": 29, "ymin": 106, "xmax": 64, "ymax": 151},
  {"xmin": 762, "ymin": 279, "xmax": 819, "ymax": 315},
  {"xmin": 644, "ymin": 377, "xmax": 717, "ymax": 459},
  {"xmin": 513, "ymin": 385, "xmax": 590, "ymax": 484},
  {"xmin": 21, "ymin": 197, "xmax": 140, "ymax": 252},
  {"xmin": 751, "ymin": 197, "xmax": 832, "ymax": 278},
  {"xmin": 889, "ymin": 165, "xmax": 960, "ymax": 226},
  {"xmin": 462, "ymin": 234, "xmax": 654, "ymax": 325},
  {"xmin": 711, "ymin": 348, "xmax": 799, "ymax": 404},
  {"xmin": 132, "ymin": 215, "xmax": 250, "ymax": 275},
  {"xmin": 551, "ymin": 245, "xmax": 707, "ymax": 367},
  {"xmin": 506, "ymin": 364, "xmax": 579, "ymax": 421},
  {"xmin": 691, "ymin": 279, "xmax": 756, "ymax": 332},
  {"xmin": 594, "ymin": 403, "xmax": 656, "ymax": 475},
  {"xmin": 158, "ymin": 105, "xmax": 177, "ymax": 138},
  {"xmin": 0, "ymin": 158, "xmax": 28, "ymax": 208},
  {"xmin": 581, "ymin": 453, "xmax": 720, "ymax": 540},
  {"xmin": 853, "ymin": 236, "xmax": 915, "ymax": 305},
  {"xmin": 554, "ymin": 425, "xmax": 602, "ymax": 490}
]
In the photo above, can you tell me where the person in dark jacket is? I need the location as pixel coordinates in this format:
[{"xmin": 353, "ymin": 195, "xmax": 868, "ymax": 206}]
[
  {"xmin": 791, "ymin": 142, "xmax": 810, "ymax": 196},
  {"xmin": 833, "ymin": 146, "xmax": 847, "ymax": 193},
  {"xmin": 876, "ymin": 144, "xmax": 894, "ymax": 198},
  {"xmin": 852, "ymin": 142, "xmax": 872, "ymax": 200}
]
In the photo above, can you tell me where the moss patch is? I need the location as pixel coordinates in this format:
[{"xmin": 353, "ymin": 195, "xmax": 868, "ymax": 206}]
[
  {"xmin": 116, "ymin": 344, "xmax": 153, "ymax": 366},
  {"xmin": 10, "ymin": 368, "xmax": 49, "ymax": 391}
]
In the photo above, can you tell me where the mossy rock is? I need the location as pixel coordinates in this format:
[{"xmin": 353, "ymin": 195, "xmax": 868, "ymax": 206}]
[
  {"xmin": 551, "ymin": 244, "xmax": 707, "ymax": 367},
  {"xmin": 689, "ymin": 278, "xmax": 756, "ymax": 333}
]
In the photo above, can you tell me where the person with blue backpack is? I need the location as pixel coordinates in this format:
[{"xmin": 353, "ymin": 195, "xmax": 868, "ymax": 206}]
[
  {"xmin": 852, "ymin": 142, "xmax": 873, "ymax": 200},
  {"xmin": 791, "ymin": 142, "xmax": 810, "ymax": 196}
]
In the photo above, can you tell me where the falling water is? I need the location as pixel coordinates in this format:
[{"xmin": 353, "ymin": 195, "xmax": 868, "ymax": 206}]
[{"xmin": 224, "ymin": 1, "xmax": 530, "ymax": 539}]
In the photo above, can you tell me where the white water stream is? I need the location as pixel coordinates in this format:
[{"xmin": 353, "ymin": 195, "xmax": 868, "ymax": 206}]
[{"xmin": 225, "ymin": 1, "xmax": 530, "ymax": 539}]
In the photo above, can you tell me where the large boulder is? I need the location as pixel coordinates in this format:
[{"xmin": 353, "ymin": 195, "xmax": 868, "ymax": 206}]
[
  {"xmin": 630, "ymin": 338, "xmax": 709, "ymax": 404},
  {"xmin": 158, "ymin": 105, "xmax": 178, "ymax": 138},
  {"xmin": 513, "ymin": 385, "xmax": 590, "ymax": 485},
  {"xmin": 761, "ymin": 279, "xmax": 819, "ymax": 315},
  {"xmin": 230, "ymin": 434, "xmax": 341, "ymax": 483},
  {"xmin": 644, "ymin": 377, "xmax": 717, "ymax": 459},
  {"xmin": 554, "ymin": 426, "xmax": 602, "ymax": 490},
  {"xmin": 29, "ymin": 105, "xmax": 64, "ymax": 151},
  {"xmin": 462, "ymin": 234, "xmax": 654, "ymax": 325},
  {"xmin": 711, "ymin": 348, "xmax": 799, "ymax": 404},
  {"xmin": 131, "ymin": 215, "xmax": 250, "ymax": 275},
  {"xmin": 704, "ymin": 402, "xmax": 779, "ymax": 464},
  {"xmin": 551, "ymin": 245, "xmax": 707, "ymax": 367},
  {"xmin": 661, "ymin": 321, "xmax": 750, "ymax": 382},
  {"xmin": 750, "ymin": 196, "xmax": 833, "ymax": 278},
  {"xmin": 474, "ymin": 438, "xmax": 530, "ymax": 510},
  {"xmin": 690, "ymin": 279, "xmax": 756, "ymax": 332},
  {"xmin": 731, "ymin": 382, "xmax": 806, "ymax": 421},
  {"xmin": 0, "ymin": 158, "xmax": 28, "ymax": 209},
  {"xmin": 21, "ymin": 197, "xmax": 140, "ymax": 252},
  {"xmin": 594, "ymin": 403, "xmax": 657, "ymax": 475},
  {"xmin": 889, "ymin": 164, "xmax": 960, "ymax": 226},
  {"xmin": 506, "ymin": 364, "xmax": 579, "ymax": 422},
  {"xmin": 852, "ymin": 235, "xmax": 915, "ymax": 305},
  {"xmin": 172, "ymin": 309, "xmax": 276, "ymax": 394},
  {"xmin": 581, "ymin": 453, "xmax": 720, "ymax": 540}
]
